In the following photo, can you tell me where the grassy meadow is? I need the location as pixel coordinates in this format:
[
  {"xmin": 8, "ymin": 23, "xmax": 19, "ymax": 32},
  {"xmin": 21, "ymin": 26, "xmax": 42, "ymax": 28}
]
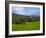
[{"xmin": 12, "ymin": 21, "xmax": 40, "ymax": 31}]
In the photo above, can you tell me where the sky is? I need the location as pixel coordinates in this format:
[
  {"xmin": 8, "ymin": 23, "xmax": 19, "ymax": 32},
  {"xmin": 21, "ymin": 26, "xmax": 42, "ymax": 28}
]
[{"xmin": 12, "ymin": 6, "xmax": 40, "ymax": 16}]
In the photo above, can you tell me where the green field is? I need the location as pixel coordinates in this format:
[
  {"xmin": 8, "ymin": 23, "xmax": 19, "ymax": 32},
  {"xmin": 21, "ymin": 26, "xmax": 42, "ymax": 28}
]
[{"xmin": 12, "ymin": 21, "xmax": 40, "ymax": 31}]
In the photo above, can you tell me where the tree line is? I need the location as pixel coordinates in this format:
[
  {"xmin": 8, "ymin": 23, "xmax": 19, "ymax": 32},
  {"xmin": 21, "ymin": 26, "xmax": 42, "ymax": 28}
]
[{"xmin": 12, "ymin": 16, "xmax": 40, "ymax": 24}]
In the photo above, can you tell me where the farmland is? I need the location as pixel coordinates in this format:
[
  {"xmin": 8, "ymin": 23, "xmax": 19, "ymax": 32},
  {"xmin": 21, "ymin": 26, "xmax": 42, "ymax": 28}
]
[
  {"xmin": 12, "ymin": 21, "xmax": 40, "ymax": 31},
  {"xmin": 12, "ymin": 13, "xmax": 40, "ymax": 31}
]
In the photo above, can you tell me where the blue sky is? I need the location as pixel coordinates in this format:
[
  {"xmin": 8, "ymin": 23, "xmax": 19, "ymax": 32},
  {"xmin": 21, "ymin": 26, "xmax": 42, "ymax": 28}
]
[{"xmin": 12, "ymin": 6, "xmax": 40, "ymax": 16}]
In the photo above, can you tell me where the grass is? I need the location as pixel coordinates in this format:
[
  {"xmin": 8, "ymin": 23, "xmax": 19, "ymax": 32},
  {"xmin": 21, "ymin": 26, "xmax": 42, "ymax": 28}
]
[{"xmin": 12, "ymin": 21, "xmax": 40, "ymax": 31}]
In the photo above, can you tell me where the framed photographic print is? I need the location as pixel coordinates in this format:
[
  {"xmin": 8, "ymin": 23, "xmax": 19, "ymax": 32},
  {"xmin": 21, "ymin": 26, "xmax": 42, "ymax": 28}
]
[{"xmin": 5, "ymin": 1, "xmax": 45, "ymax": 37}]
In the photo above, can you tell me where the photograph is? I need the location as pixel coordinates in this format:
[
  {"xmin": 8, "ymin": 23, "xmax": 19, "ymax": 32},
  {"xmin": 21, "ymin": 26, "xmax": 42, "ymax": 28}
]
[
  {"xmin": 5, "ymin": 1, "xmax": 45, "ymax": 37},
  {"xmin": 12, "ymin": 6, "xmax": 40, "ymax": 31},
  {"xmin": 9, "ymin": 4, "xmax": 43, "ymax": 35}
]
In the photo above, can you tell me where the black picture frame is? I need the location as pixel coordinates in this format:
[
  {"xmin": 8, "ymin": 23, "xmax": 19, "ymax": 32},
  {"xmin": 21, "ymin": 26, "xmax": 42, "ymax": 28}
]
[{"xmin": 5, "ymin": 1, "xmax": 45, "ymax": 38}]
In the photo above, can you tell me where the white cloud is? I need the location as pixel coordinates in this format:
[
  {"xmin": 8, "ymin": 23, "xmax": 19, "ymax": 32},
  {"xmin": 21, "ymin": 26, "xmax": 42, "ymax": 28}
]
[
  {"xmin": 12, "ymin": 6, "xmax": 40, "ymax": 16},
  {"xmin": 14, "ymin": 7, "xmax": 25, "ymax": 15}
]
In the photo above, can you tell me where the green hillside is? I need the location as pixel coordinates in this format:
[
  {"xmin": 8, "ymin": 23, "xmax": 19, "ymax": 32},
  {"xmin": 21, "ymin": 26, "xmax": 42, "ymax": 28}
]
[{"xmin": 12, "ymin": 15, "xmax": 40, "ymax": 31}]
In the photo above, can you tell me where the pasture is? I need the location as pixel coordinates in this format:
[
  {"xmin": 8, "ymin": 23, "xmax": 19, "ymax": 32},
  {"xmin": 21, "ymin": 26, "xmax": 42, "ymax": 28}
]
[{"xmin": 12, "ymin": 21, "xmax": 40, "ymax": 31}]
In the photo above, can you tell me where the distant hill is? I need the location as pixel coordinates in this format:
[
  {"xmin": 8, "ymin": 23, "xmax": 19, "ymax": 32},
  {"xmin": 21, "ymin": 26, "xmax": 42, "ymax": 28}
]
[
  {"xmin": 12, "ymin": 13, "xmax": 40, "ymax": 21},
  {"xmin": 12, "ymin": 13, "xmax": 40, "ymax": 17},
  {"xmin": 12, "ymin": 13, "xmax": 40, "ymax": 24},
  {"xmin": 12, "ymin": 13, "xmax": 19, "ymax": 16}
]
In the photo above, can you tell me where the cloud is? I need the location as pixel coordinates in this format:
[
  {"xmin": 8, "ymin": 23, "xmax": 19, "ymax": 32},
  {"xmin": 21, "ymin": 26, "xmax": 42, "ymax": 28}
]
[
  {"xmin": 12, "ymin": 7, "xmax": 40, "ymax": 16},
  {"xmin": 13, "ymin": 7, "xmax": 26, "ymax": 15}
]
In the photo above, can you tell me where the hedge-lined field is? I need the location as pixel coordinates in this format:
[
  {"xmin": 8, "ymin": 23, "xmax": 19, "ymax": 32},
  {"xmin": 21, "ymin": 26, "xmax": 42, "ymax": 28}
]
[{"xmin": 12, "ymin": 21, "xmax": 40, "ymax": 31}]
